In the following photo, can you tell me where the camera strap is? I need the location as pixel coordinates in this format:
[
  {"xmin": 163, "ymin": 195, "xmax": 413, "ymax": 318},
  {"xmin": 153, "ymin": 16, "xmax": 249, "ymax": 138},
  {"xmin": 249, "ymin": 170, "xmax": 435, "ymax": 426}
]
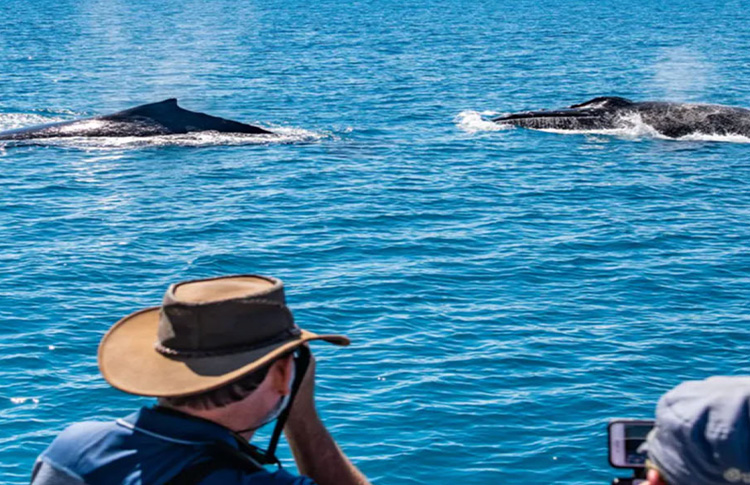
[{"xmin": 262, "ymin": 345, "xmax": 311, "ymax": 464}]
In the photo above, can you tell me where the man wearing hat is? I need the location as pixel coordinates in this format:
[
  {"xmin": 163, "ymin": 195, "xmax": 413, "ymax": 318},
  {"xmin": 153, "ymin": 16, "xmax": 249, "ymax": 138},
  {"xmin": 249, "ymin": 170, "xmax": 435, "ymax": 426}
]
[
  {"xmin": 31, "ymin": 275, "xmax": 371, "ymax": 485},
  {"xmin": 643, "ymin": 376, "xmax": 750, "ymax": 485}
]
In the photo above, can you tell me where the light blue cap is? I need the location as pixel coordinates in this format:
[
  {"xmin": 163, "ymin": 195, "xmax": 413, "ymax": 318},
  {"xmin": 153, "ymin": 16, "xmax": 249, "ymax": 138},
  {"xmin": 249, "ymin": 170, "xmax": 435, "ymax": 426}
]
[{"xmin": 646, "ymin": 376, "xmax": 750, "ymax": 485}]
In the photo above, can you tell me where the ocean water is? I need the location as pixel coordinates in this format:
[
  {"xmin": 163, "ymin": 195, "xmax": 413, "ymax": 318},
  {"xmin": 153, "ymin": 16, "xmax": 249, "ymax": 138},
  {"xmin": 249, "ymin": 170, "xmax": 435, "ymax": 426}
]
[{"xmin": 2, "ymin": 0, "xmax": 750, "ymax": 483}]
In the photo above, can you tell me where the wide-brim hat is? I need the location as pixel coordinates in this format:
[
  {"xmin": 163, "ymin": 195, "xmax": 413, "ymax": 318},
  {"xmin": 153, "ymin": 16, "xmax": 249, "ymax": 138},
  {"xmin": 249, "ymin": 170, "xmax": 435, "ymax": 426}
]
[{"xmin": 98, "ymin": 275, "xmax": 349, "ymax": 397}]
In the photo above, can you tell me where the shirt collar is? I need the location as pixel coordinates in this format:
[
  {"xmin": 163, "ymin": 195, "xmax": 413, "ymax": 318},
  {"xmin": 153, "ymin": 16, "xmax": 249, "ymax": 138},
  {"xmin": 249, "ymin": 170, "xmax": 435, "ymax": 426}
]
[{"xmin": 119, "ymin": 406, "xmax": 238, "ymax": 446}]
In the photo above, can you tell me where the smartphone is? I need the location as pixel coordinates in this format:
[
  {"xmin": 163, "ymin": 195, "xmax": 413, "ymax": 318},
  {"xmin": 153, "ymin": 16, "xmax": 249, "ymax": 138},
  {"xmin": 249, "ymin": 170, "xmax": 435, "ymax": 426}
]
[{"xmin": 608, "ymin": 419, "xmax": 654, "ymax": 468}]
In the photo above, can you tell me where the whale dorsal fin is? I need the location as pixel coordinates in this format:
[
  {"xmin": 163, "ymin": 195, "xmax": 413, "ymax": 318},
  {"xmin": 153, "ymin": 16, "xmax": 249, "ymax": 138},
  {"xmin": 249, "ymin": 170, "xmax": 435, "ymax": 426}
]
[
  {"xmin": 148, "ymin": 98, "xmax": 179, "ymax": 109},
  {"xmin": 570, "ymin": 96, "xmax": 634, "ymax": 110},
  {"xmin": 104, "ymin": 98, "xmax": 183, "ymax": 120},
  {"xmin": 141, "ymin": 98, "xmax": 178, "ymax": 107}
]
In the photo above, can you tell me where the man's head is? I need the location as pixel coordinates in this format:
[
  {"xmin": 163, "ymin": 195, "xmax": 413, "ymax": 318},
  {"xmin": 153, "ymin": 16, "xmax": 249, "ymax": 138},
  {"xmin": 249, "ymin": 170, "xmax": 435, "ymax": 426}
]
[
  {"xmin": 159, "ymin": 353, "xmax": 296, "ymax": 436},
  {"xmin": 98, "ymin": 275, "xmax": 348, "ymax": 418},
  {"xmin": 644, "ymin": 376, "xmax": 750, "ymax": 485}
]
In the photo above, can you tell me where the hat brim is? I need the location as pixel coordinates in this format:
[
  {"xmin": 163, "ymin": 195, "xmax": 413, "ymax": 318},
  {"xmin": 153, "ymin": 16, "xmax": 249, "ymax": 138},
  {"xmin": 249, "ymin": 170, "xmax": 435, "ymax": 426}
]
[{"xmin": 98, "ymin": 307, "xmax": 350, "ymax": 397}]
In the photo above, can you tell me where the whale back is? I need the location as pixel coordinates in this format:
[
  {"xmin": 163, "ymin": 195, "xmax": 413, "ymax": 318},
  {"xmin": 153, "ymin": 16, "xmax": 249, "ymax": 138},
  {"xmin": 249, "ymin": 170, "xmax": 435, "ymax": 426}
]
[
  {"xmin": 493, "ymin": 96, "xmax": 750, "ymax": 138},
  {"xmin": 634, "ymin": 102, "xmax": 750, "ymax": 138},
  {"xmin": 0, "ymin": 99, "xmax": 272, "ymax": 140}
]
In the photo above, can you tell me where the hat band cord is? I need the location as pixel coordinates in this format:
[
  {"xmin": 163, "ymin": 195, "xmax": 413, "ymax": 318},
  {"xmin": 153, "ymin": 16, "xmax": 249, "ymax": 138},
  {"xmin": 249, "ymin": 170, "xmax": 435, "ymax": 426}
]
[{"xmin": 154, "ymin": 327, "xmax": 302, "ymax": 358}]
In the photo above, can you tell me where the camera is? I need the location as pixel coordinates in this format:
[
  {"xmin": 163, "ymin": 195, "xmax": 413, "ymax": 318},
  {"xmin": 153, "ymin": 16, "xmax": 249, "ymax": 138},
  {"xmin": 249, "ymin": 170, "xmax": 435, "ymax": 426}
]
[{"xmin": 608, "ymin": 419, "xmax": 654, "ymax": 485}]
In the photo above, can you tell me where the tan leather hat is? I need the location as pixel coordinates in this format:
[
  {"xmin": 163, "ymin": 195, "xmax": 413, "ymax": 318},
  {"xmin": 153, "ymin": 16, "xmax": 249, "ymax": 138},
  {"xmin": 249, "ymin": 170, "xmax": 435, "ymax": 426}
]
[{"xmin": 98, "ymin": 275, "xmax": 349, "ymax": 397}]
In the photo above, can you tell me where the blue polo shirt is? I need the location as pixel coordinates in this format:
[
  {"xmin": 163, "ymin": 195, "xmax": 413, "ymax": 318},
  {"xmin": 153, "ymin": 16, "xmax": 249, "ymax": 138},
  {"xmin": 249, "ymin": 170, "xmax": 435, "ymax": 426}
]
[{"xmin": 31, "ymin": 407, "xmax": 316, "ymax": 485}]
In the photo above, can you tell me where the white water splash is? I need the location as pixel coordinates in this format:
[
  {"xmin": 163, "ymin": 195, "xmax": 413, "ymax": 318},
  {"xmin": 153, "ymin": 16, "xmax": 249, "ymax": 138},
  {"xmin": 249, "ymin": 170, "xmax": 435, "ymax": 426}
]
[
  {"xmin": 0, "ymin": 113, "xmax": 68, "ymax": 131},
  {"xmin": 455, "ymin": 110, "xmax": 513, "ymax": 133},
  {"xmin": 676, "ymin": 131, "xmax": 750, "ymax": 143},
  {"xmin": 537, "ymin": 112, "xmax": 661, "ymax": 139},
  {"xmin": 33, "ymin": 129, "xmax": 326, "ymax": 149}
]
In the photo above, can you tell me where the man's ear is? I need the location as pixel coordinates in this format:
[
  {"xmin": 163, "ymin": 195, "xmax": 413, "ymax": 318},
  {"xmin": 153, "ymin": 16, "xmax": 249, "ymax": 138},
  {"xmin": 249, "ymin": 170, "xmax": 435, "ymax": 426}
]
[
  {"xmin": 270, "ymin": 355, "xmax": 295, "ymax": 395},
  {"xmin": 647, "ymin": 468, "xmax": 666, "ymax": 485}
]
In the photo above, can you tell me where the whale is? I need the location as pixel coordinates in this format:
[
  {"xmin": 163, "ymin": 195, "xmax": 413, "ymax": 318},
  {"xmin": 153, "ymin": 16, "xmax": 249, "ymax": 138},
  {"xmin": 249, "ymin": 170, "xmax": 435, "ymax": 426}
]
[
  {"xmin": 0, "ymin": 98, "xmax": 273, "ymax": 140},
  {"xmin": 492, "ymin": 97, "xmax": 750, "ymax": 139}
]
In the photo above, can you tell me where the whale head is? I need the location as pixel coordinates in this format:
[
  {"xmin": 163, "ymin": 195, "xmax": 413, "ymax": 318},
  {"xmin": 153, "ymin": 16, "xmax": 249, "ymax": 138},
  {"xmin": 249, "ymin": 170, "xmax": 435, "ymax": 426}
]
[{"xmin": 493, "ymin": 96, "xmax": 636, "ymax": 131}]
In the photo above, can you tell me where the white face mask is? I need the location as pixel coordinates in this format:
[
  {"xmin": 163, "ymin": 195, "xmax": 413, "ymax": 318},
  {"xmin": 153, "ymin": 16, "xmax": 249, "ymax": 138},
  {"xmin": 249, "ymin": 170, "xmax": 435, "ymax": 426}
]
[{"xmin": 238, "ymin": 363, "xmax": 296, "ymax": 433}]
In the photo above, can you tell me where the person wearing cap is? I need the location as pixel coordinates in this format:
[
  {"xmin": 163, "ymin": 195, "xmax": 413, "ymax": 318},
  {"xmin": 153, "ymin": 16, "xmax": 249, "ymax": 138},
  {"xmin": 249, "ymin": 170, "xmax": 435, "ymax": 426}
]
[
  {"xmin": 31, "ymin": 275, "xmax": 371, "ymax": 485},
  {"xmin": 643, "ymin": 376, "xmax": 750, "ymax": 485}
]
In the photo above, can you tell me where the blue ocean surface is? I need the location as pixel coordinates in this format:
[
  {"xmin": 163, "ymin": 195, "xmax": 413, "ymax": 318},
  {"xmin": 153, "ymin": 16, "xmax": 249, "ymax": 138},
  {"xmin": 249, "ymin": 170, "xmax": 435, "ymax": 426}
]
[{"xmin": 2, "ymin": 0, "xmax": 750, "ymax": 483}]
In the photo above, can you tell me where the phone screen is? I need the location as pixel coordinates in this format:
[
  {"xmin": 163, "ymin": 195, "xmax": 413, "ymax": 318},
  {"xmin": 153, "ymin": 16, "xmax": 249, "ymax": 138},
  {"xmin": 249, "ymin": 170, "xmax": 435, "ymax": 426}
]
[{"xmin": 609, "ymin": 420, "xmax": 654, "ymax": 468}]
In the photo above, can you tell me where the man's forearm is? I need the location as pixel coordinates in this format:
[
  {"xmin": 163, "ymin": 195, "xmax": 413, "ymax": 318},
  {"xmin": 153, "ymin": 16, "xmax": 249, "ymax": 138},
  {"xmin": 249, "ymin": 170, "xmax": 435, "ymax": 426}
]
[{"xmin": 285, "ymin": 408, "xmax": 370, "ymax": 485}]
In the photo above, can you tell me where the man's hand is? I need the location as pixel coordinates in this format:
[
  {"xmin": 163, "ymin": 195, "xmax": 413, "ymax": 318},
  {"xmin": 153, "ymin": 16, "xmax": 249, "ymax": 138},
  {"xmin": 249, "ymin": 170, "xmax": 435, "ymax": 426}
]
[
  {"xmin": 284, "ymin": 348, "xmax": 370, "ymax": 485},
  {"xmin": 287, "ymin": 350, "xmax": 318, "ymax": 426}
]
